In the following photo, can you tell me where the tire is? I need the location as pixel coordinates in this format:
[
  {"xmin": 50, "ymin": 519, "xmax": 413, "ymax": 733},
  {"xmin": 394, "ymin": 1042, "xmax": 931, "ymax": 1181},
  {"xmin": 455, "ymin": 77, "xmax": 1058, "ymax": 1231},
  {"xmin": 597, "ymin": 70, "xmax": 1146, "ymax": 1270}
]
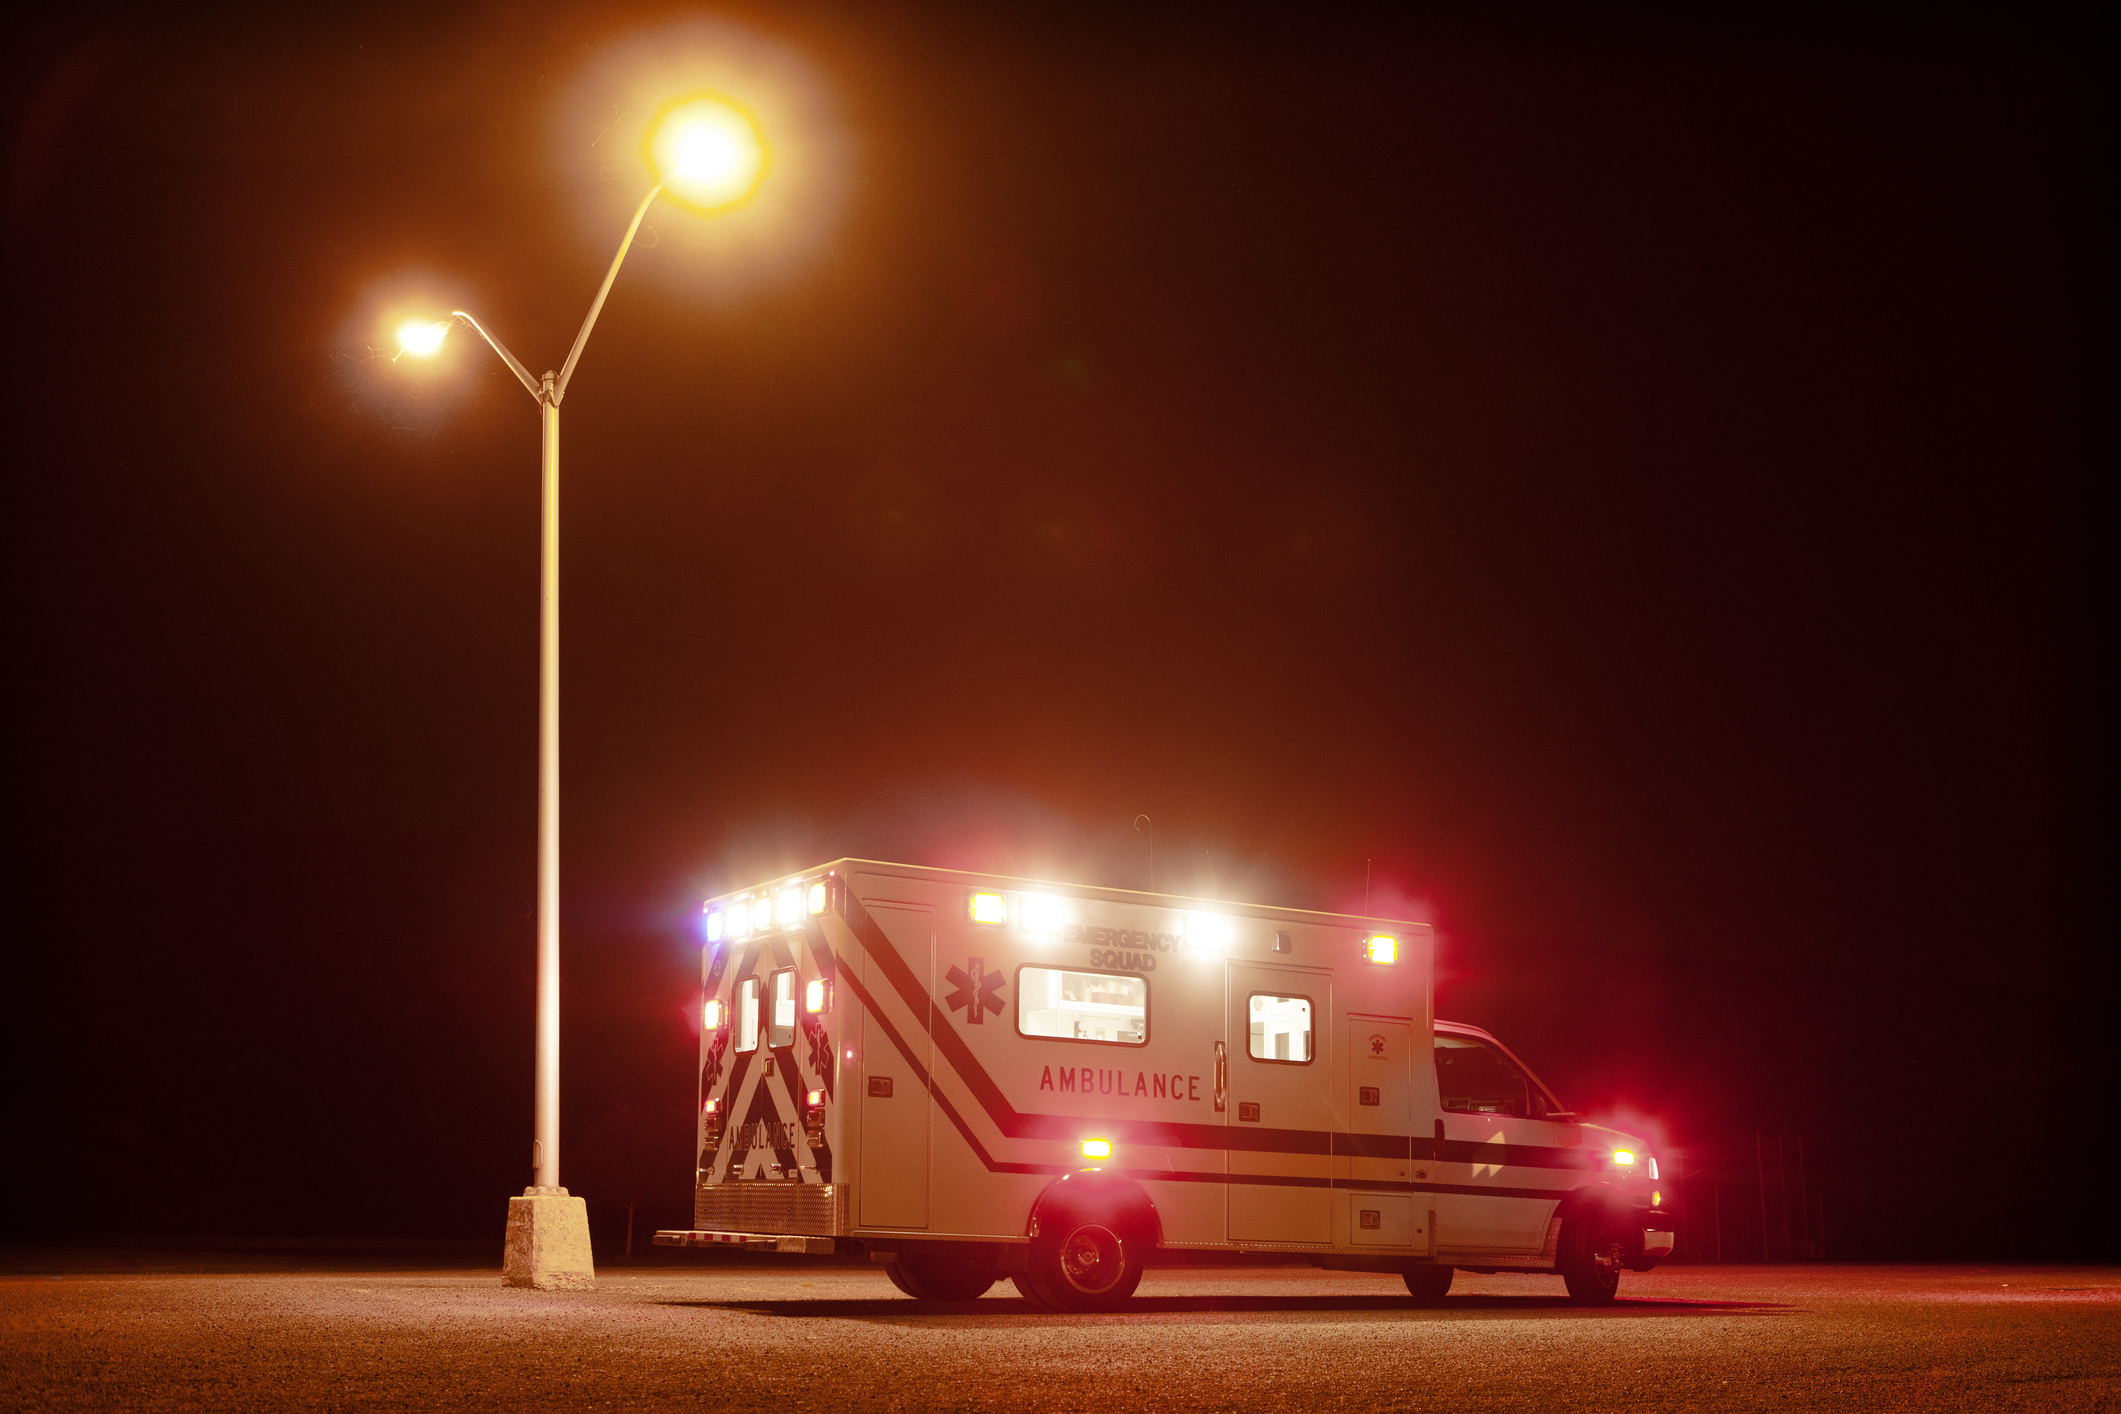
[
  {"xmin": 1026, "ymin": 1216, "xmax": 1144, "ymax": 1312},
  {"xmin": 1558, "ymin": 1207, "xmax": 1625, "ymax": 1305},
  {"xmin": 1402, "ymin": 1265, "xmax": 1454, "ymax": 1304},
  {"xmin": 884, "ymin": 1252, "xmax": 997, "ymax": 1301}
]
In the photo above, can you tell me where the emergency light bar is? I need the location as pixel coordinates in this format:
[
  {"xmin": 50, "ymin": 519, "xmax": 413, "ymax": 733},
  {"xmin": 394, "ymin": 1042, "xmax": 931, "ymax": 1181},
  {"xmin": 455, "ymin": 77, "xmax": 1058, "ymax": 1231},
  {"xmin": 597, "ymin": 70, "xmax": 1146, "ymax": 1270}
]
[
  {"xmin": 779, "ymin": 885, "xmax": 803, "ymax": 930},
  {"xmin": 704, "ymin": 906, "xmax": 724, "ymax": 943},
  {"xmin": 808, "ymin": 881, "xmax": 827, "ymax": 915}
]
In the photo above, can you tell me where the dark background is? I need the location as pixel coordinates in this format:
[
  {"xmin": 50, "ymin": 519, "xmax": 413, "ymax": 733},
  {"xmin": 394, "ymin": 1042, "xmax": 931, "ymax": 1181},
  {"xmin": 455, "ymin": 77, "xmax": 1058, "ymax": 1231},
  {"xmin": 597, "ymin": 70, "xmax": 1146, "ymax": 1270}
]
[{"xmin": 5, "ymin": 2, "xmax": 2103, "ymax": 1259}]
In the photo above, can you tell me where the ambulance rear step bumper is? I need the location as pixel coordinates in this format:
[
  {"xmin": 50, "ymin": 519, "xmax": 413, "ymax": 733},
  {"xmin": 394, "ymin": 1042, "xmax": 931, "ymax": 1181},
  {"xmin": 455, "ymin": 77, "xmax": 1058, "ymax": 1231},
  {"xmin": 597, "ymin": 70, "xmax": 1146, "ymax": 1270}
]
[{"xmin": 654, "ymin": 1230, "xmax": 836, "ymax": 1254}]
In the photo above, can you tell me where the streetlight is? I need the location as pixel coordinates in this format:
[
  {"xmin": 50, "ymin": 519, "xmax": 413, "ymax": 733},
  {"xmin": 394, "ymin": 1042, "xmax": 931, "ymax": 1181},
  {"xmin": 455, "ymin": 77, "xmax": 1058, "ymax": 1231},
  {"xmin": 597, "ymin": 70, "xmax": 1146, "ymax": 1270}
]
[{"xmin": 395, "ymin": 89, "xmax": 769, "ymax": 1292}]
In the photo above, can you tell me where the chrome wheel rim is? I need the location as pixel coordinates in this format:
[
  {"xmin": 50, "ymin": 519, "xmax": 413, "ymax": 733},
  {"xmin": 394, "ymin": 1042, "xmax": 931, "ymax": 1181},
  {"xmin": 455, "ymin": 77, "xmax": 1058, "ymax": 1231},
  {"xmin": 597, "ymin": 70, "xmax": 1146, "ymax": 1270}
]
[{"xmin": 1058, "ymin": 1225, "xmax": 1123, "ymax": 1293}]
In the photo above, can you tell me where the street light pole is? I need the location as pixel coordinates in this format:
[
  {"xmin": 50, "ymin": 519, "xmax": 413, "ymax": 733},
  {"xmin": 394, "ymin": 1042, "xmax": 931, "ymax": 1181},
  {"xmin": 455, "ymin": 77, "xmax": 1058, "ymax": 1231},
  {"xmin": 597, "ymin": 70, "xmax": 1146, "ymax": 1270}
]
[
  {"xmin": 440, "ymin": 183, "xmax": 663, "ymax": 1288},
  {"xmin": 393, "ymin": 86, "xmax": 770, "ymax": 1291}
]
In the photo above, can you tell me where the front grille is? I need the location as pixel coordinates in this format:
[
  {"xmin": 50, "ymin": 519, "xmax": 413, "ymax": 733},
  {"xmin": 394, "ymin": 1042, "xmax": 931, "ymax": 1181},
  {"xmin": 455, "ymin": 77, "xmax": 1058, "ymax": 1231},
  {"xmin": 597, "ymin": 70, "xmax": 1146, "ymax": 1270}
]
[{"xmin": 695, "ymin": 1182, "xmax": 846, "ymax": 1236}]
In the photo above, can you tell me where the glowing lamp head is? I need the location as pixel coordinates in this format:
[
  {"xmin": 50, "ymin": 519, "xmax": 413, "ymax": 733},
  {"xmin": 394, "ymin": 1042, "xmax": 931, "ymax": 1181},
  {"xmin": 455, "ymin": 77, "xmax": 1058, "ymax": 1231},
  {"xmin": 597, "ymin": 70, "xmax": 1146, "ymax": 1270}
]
[
  {"xmin": 804, "ymin": 978, "xmax": 827, "ymax": 1014},
  {"xmin": 729, "ymin": 900, "xmax": 753, "ymax": 939},
  {"xmin": 645, "ymin": 92, "xmax": 769, "ymax": 212},
  {"xmin": 779, "ymin": 885, "xmax": 803, "ymax": 929},
  {"xmin": 394, "ymin": 318, "xmax": 450, "ymax": 359},
  {"xmin": 969, "ymin": 891, "xmax": 1007, "ymax": 926},
  {"xmin": 704, "ymin": 907, "xmax": 724, "ymax": 943},
  {"xmin": 808, "ymin": 881, "xmax": 827, "ymax": 915},
  {"xmin": 704, "ymin": 998, "xmax": 724, "ymax": 1030},
  {"xmin": 1363, "ymin": 935, "xmax": 1399, "ymax": 965},
  {"xmin": 702, "ymin": 1097, "xmax": 720, "ymax": 1115},
  {"xmin": 1611, "ymin": 1149, "xmax": 1637, "ymax": 1167},
  {"xmin": 1080, "ymin": 1138, "xmax": 1112, "ymax": 1161},
  {"xmin": 806, "ymin": 1089, "xmax": 824, "ymax": 1108}
]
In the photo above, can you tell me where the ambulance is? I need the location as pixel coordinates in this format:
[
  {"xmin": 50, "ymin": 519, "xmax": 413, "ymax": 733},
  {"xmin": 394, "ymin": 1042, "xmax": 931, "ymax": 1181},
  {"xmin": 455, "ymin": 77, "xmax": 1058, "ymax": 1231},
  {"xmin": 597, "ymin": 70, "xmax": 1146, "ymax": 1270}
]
[{"xmin": 654, "ymin": 860, "xmax": 1674, "ymax": 1308}]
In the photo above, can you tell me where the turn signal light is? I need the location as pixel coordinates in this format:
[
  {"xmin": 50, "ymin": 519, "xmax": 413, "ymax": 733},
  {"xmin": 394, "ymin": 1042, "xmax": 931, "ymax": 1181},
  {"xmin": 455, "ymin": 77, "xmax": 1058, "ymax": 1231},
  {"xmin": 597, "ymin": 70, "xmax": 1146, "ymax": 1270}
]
[
  {"xmin": 1652, "ymin": 1191, "xmax": 1662, "ymax": 1206},
  {"xmin": 1081, "ymin": 1138, "xmax": 1112, "ymax": 1160},
  {"xmin": 1612, "ymin": 1149, "xmax": 1637, "ymax": 1166},
  {"xmin": 1363, "ymin": 935, "xmax": 1398, "ymax": 965},
  {"xmin": 969, "ymin": 892, "xmax": 1007, "ymax": 925}
]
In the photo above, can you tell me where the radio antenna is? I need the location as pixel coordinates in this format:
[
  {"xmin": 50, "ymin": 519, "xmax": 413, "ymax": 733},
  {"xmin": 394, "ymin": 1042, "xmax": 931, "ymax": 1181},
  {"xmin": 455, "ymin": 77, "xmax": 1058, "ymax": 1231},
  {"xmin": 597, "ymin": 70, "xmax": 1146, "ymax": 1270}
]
[
  {"xmin": 1134, "ymin": 814, "xmax": 1154, "ymax": 891},
  {"xmin": 1366, "ymin": 858, "xmax": 1372, "ymax": 912}
]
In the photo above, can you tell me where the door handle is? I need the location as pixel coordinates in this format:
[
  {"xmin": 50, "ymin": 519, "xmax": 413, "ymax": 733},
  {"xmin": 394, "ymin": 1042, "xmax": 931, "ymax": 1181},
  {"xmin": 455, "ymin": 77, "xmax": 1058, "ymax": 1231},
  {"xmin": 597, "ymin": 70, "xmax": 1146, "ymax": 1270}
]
[{"xmin": 1214, "ymin": 1041, "xmax": 1227, "ymax": 1113}]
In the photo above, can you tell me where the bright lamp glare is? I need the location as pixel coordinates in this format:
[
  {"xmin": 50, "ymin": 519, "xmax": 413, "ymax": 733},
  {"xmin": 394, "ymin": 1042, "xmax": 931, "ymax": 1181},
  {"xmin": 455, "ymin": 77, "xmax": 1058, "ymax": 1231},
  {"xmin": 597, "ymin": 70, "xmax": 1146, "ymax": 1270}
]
[
  {"xmin": 647, "ymin": 94, "xmax": 768, "ymax": 209},
  {"xmin": 808, "ymin": 882, "xmax": 827, "ymax": 915},
  {"xmin": 804, "ymin": 978, "xmax": 826, "ymax": 1013},
  {"xmin": 1184, "ymin": 913, "xmax": 1230, "ymax": 952},
  {"xmin": 394, "ymin": 319, "xmax": 449, "ymax": 359},
  {"xmin": 779, "ymin": 885, "xmax": 803, "ymax": 929},
  {"xmin": 1364, "ymin": 935, "xmax": 1398, "ymax": 965},
  {"xmin": 1022, "ymin": 894, "xmax": 1065, "ymax": 934},
  {"xmin": 703, "ymin": 998, "xmax": 723, "ymax": 1029},
  {"xmin": 1081, "ymin": 1138, "xmax": 1112, "ymax": 1160},
  {"xmin": 1612, "ymin": 1149, "xmax": 1637, "ymax": 1166},
  {"xmin": 730, "ymin": 901, "xmax": 752, "ymax": 939},
  {"xmin": 704, "ymin": 908, "xmax": 723, "ymax": 943},
  {"xmin": 969, "ymin": 892, "xmax": 1007, "ymax": 926}
]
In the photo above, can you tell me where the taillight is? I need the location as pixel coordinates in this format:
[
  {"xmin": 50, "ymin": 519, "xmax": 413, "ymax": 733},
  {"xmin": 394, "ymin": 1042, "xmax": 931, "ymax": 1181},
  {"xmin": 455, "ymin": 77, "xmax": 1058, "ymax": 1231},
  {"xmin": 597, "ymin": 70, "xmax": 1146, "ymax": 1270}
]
[
  {"xmin": 803, "ymin": 1088, "xmax": 826, "ymax": 1144},
  {"xmin": 701, "ymin": 1096, "xmax": 725, "ymax": 1150}
]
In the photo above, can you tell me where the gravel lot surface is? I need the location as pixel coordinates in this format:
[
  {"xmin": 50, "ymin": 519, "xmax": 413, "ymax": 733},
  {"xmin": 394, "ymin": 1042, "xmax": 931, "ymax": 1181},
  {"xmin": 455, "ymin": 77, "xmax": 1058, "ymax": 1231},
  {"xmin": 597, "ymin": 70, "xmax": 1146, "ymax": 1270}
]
[{"xmin": 3, "ymin": 1254, "xmax": 2116, "ymax": 1411}]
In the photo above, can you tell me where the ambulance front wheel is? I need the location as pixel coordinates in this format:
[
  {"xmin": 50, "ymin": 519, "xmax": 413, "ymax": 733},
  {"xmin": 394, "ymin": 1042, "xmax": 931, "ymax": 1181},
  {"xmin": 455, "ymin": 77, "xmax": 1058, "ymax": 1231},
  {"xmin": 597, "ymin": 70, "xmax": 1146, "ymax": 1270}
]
[
  {"xmin": 1402, "ymin": 1264, "xmax": 1454, "ymax": 1304},
  {"xmin": 1558, "ymin": 1206, "xmax": 1625, "ymax": 1305},
  {"xmin": 1022, "ymin": 1218, "xmax": 1145, "ymax": 1312}
]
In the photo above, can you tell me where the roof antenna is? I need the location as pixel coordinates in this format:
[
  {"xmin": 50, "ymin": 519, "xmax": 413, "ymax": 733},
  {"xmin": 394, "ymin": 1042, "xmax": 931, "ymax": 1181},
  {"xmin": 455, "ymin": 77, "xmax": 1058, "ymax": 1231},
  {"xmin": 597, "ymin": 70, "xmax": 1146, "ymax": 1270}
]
[
  {"xmin": 1135, "ymin": 814, "xmax": 1154, "ymax": 892},
  {"xmin": 1365, "ymin": 858, "xmax": 1372, "ymax": 913}
]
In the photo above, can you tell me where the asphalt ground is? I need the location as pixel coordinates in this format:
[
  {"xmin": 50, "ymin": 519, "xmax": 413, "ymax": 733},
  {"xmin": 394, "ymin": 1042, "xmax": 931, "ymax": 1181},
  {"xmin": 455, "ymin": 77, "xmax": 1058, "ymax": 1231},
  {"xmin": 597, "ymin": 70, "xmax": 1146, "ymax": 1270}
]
[{"xmin": 3, "ymin": 1253, "xmax": 2116, "ymax": 1412}]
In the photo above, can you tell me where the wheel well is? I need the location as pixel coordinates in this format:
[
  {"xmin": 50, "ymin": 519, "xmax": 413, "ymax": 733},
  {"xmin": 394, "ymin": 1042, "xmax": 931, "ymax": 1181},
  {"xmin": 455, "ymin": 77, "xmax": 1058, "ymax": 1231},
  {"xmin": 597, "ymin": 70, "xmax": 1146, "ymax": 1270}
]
[{"xmin": 1027, "ymin": 1170, "xmax": 1162, "ymax": 1250}]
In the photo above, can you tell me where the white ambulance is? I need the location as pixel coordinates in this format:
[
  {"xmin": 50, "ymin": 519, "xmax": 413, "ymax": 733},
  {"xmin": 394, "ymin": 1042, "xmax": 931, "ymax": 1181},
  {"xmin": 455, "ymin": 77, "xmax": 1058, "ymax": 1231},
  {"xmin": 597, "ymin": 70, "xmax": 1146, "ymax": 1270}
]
[{"xmin": 655, "ymin": 860, "xmax": 1674, "ymax": 1308}]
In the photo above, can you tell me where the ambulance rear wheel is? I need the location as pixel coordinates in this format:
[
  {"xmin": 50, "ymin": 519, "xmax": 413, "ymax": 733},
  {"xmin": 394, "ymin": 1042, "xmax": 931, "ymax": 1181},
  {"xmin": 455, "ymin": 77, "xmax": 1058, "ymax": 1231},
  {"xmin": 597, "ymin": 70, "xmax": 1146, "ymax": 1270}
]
[
  {"xmin": 1402, "ymin": 1265, "xmax": 1454, "ymax": 1304},
  {"xmin": 1559, "ymin": 1208, "xmax": 1625, "ymax": 1305},
  {"xmin": 1027, "ymin": 1218, "xmax": 1144, "ymax": 1312},
  {"xmin": 885, "ymin": 1252, "xmax": 997, "ymax": 1301}
]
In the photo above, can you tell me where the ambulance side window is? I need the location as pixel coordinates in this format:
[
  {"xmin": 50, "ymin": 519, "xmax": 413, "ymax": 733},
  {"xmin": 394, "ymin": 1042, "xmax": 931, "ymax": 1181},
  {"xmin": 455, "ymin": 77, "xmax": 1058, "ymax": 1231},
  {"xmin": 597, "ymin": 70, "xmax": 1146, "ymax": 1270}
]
[
  {"xmin": 768, "ymin": 969, "xmax": 798, "ymax": 1049},
  {"xmin": 1016, "ymin": 966, "xmax": 1148, "ymax": 1046},
  {"xmin": 1435, "ymin": 1034, "xmax": 1529, "ymax": 1116},
  {"xmin": 1247, "ymin": 994, "xmax": 1313, "ymax": 1063},
  {"xmin": 735, "ymin": 977, "xmax": 761, "ymax": 1053}
]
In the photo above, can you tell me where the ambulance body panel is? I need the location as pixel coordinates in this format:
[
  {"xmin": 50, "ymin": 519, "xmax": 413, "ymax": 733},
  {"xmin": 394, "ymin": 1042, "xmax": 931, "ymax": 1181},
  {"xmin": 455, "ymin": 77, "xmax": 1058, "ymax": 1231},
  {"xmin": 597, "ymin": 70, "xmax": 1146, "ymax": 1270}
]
[{"xmin": 657, "ymin": 860, "xmax": 1671, "ymax": 1304}]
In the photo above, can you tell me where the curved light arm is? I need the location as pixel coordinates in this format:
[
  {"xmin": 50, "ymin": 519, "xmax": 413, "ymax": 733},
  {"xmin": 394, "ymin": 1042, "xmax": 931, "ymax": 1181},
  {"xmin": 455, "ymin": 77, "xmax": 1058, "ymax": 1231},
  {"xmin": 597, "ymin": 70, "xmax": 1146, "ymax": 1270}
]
[
  {"xmin": 449, "ymin": 311, "xmax": 544, "ymax": 401},
  {"xmin": 552, "ymin": 182, "xmax": 664, "ymax": 406}
]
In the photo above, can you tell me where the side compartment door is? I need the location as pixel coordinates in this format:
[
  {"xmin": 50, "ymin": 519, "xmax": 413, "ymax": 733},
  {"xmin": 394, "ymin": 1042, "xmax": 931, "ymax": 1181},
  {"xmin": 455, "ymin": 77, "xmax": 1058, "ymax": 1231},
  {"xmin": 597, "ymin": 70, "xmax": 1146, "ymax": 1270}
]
[
  {"xmin": 858, "ymin": 903, "xmax": 933, "ymax": 1229},
  {"xmin": 1343, "ymin": 1015, "xmax": 1424, "ymax": 1253},
  {"xmin": 1226, "ymin": 963, "xmax": 1332, "ymax": 1244}
]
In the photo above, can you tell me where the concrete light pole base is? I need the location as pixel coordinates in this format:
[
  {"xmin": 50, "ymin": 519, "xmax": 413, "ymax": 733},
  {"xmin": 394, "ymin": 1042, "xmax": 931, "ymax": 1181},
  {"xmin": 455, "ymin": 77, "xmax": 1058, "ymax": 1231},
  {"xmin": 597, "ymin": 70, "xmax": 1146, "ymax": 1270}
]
[{"xmin": 503, "ymin": 1191, "xmax": 596, "ymax": 1290}]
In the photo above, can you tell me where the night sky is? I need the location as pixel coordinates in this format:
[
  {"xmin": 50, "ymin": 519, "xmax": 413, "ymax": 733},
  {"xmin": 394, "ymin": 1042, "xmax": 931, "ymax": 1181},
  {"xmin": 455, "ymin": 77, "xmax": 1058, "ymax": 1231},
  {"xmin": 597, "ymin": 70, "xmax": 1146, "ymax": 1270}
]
[{"xmin": 6, "ymin": 4, "xmax": 2101, "ymax": 1259}]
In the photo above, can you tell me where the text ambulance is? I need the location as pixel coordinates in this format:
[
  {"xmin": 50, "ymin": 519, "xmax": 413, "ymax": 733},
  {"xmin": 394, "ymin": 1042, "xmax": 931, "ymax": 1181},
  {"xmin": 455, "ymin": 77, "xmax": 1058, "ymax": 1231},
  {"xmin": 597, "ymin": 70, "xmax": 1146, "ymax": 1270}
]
[{"xmin": 655, "ymin": 860, "xmax": 1674, "ymax": 1309}]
